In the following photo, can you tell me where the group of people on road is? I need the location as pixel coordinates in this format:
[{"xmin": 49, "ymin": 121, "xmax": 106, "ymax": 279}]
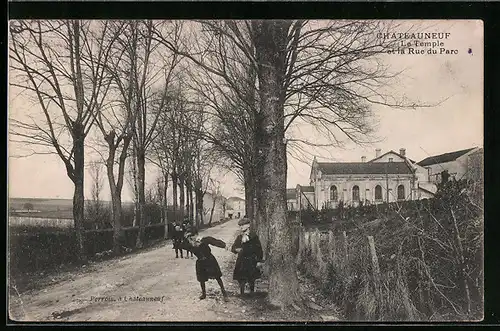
[
  {"xmin": 171, "ymin": 216, "xmax": 264, "ymax": 301},
  {"xmin": 172, "ymin": 219, "xmax": 196, "ymax": 259}
]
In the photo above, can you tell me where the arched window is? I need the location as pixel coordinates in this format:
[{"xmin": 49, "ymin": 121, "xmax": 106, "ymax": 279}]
[
  {"xmin": 330, "ymin": 185, "xmax": 338, "ymax": 201},
  {"xmin": 397, "ymin": 185, "xmax": 405, "ymax": 200},
  {"xmin": 375, "ymin": 185, "xmax": 382, "ymax": 201},
  {"xmin": 352, "ymin": 185, "xmax": 360, "ymax": 201}
]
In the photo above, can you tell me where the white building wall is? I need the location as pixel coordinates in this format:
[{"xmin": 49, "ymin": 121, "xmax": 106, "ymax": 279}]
[
  {"xmin": 317, "ymin": 174, "xmax": 413, "ymax": 209},
  {"xmin": 413, "ymin": 163, "xmax": 430, "ymax": 183},
  {"xmin": 424, "ymin": 148, "xmax": 478, "ymax": 184}
]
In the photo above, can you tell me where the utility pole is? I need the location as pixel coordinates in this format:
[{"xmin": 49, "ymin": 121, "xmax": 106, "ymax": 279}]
[{"xmin": 385, "ymin": 163, "xmax": 389, "ymax": 203}]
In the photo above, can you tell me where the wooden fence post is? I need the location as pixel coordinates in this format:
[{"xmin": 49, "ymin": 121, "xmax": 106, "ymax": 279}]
[
  {"xmin": 451, "ymin": 208, "xmax": 472, "ymax": 315},
  {"xmin": 342, "ymin": 231, "xmax": 349, "ymax": 271},
  {"xmin": 368, "ymin": 236, "xmax": 383, "ymax": 309},
  {"xmin": 328, "ymin": 230, "xmax": 335, "ymax": 265},
  {"xmin": 297, "ymin": 226, "xmax": 304, "ymax": 265},
  {"xmin": 314, "ymin": 229, "xmax": 324, "ymax": 278}
]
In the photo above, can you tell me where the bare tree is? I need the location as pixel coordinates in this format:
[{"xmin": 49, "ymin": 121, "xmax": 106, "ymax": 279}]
[
  {"xmin": 86, "ymin": 160, "xmax": 106, "ymax": 229},
  {"xmin": 155, "ymin": 19, "xmax": 433, "ymax": 308},
  {"xmin": 126, "ymin": 20, "xmax": 182, "ymax": 249},
  {"xmin": 150, "ymin": 117, "xmax": 172, "ymax": 238},
  {"xmin": 206, "ymin": 178, "xmax": 223, "ymax": 227},
  {"xmin": 92, "ymin": 21, "xmax": 142, "ymax": 254},
  {"xmin": 191, "ymin": 140, "xmax": 217, "ymax": 229},
  {"xmin": 10, "ymin": 20, "xmax": 119, "ymax": 262}
]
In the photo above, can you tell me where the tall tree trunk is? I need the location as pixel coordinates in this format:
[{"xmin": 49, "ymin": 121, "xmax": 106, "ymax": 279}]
[
  {"xmin": 190, "ymin": 188, "xmax": 195, "ymax": 224},
  {"xmin": 199, "ymin": 191, "xmax": 204, "ymax": 225},
  {"xmin": 163, "ymin": 174, "xmax": 169, "ymax": 239},
  {"xmin": 131, "ymin": 138, "xmax": 140, "ymax": 227},
  {"xmin": 106, "ymin": 133, "xmax": 131, "ymax": 255},
  {"xmin": 253, "ymin": 20, "xmax": 299, "ymax": 308},
  {"xmin": 195, "ymin": 189, "xmax": 203, "ymax": 229},
  {"xmin": 208, "ymin": 195, "xmax": 216, "ymax": 226},
  {"xmin": 72, "ymin": 128, "xmax": 86, "ymax": 263},
  {"xmin": 171, "ymin": 172, "xmax": 178, "ymax": 223},
  {"xmin": 254, "ymin": 110, "xmax": 267, "ymax": 258},
  {"xmin": 186, "ymin": 178, "xmax": 191, "ymax": 221},
  {"xmin": 110, "ymin": 188, "xmax": 123, "ymax": 254},
  {"xmin": 135, "ymin": 149, "xmax": 146, "ymax": 248},
  {"xmin": 244, "ymin": 168, "xmax": 255, "ymax": 219},
  {"xmin": 179, "ymin": 174, "xmax": 185, "ymax": 220}
]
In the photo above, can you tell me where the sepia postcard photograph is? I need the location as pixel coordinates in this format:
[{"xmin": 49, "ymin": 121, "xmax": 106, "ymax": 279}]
[{"xmin": 8, "ymin": 19, "xmax": 484, "ymax": 323}]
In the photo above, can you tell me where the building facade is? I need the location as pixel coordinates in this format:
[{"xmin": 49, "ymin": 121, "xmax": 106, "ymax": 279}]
[
  {"xmin": 289, "ymin": 148, "xmax": 440, "ymax": 211},
  {"xmin": 310, "ymin": 158, "xmax": 415, "ymax": 209},
  {"xmin": 225, "ymin": 196, "xmax": 245, "ymax": 219}
]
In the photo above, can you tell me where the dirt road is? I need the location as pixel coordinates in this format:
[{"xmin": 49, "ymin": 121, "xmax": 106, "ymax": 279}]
[
  {"xmin": 9, "ymin": 218, "xmax": 342, "ymax": 322},
  {"xmin": 9, "ymin": 219, "xmax": 254, "ymax": 322}
]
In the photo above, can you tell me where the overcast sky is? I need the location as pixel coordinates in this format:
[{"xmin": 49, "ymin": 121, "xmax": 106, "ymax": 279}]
[{"xmin": 8, "ymin": 20, "xmax": 483, "ymax": 202}]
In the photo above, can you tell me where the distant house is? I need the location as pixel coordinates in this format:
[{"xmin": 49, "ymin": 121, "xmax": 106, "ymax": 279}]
[
  {"xmin": 287, "ymin": 188, "xmax": 298, "ymax": 211},
  {"xmin": 467, "ymin": 148, "xmax": 484, "ymax": 183},
  {"xmin": 417, "ymin": 147, "xmax": 481, "ymax": 184},
  {"xmin": 225, "ymin": 196, "xmax": 245, "ymax": 219},
  {"xmin": 296, "ymin": 185, "xmax": 316, "ymax": 210}
]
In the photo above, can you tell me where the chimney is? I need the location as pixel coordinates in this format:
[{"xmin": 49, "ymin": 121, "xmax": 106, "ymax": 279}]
[
  {"xmin": 375, "ymin": 149, "xmax": 381, "ymax": 158},
  {"xmin": 361, "ymin": 156, "xmax": 366, "ymax": 162},
  {"xmin": 400, "ymin": 148, "xmax": 406, "ymax": 157}
]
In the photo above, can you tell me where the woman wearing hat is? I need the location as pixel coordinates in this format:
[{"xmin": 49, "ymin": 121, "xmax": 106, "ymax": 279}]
[
  {"xmin": 183, "ymin": 232, "xmax": 229, "ymax": 301},
  {"xmin": 231, "ymin": 218, "xmax": 264, "ymax": 296}
]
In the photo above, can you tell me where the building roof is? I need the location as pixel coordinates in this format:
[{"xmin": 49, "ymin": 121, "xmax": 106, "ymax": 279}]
[
  {"xmin": 300, "ymin": 186, "xmax": 315, "ymax": 192},
  {"xmin": 227, "ymin": 196, "xmax": 245, "ymax": 202},
  {"xmin": 316, "ymin": 162, "xmax": 413, "ymax": 175},
  {"xmin": 286, "ymin": 189, "xmax": 296, "ymax": 200},
  {"xmin": 468, "ymin": 147, "xmax": 483, "ymax": 156},
  {"xmin": 368, "ymin": 150, "xmax": 416, "ymax": 163},
  {"xmin": 417, "ymin": 148, "xmax": 477, "ymax": 167}
]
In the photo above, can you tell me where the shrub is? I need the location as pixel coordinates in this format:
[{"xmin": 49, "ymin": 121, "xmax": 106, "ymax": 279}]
[
  {"xmin": 9, "ymin": 224, "xmax": 166, "ymax": 276},
  {"xmin": 299, "ymin": 178, "xmax": 483, "ymax": 321}
]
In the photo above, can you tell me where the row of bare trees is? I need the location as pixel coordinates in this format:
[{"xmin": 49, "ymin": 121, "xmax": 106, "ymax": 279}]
[
  {"xmin": 11, "ymin": 19, "xmax": 421, "ymax": 308},
  {"xmin": 153, "ymin": 20, "xmax": 409, "ymax": 307}
]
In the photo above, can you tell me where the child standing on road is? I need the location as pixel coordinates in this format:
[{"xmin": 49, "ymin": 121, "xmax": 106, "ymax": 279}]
[
  {"xmin": 183, "ymin": 232, "xmax": 229, "ymax": 301},
  {"xmin": 172, "ymin": 222, "xmax": 185, "ymax": 258},
  {"xmin": 231, "ymin": 218, "xmax": 264, "ymax": 296}
]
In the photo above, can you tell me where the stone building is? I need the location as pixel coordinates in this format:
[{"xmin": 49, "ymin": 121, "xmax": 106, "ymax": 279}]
[{"xmin": 290, "ymin": 148, "xmax": 437, "ymax": 211}]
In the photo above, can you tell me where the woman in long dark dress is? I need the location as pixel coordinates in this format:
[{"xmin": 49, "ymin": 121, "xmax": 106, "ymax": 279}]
[
  {"xmin": 231, "ymin": 218, "xmax": 263, "ymax": 296},
  {"xmin": 183, "ymin": 232, "xmax": 229, "ymax": 301}
]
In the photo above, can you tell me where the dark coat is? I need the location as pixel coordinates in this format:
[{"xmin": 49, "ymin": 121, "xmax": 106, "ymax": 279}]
[
  {"xmin": 231, "ymin": 233, "xmax": 263, "ymax": 282},
  {"xmin": 184, "ymin": 236, "xmax": 226, "ymax": 282},
  {"xmin": 172, "ymin": 225, "xmax": 185, "ymax": 249}
]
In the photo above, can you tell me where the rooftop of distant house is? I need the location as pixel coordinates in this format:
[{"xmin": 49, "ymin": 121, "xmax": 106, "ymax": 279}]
[
  {"xmin": 286, "ymin": 188, "xmax": 296, "ymax": 200},
  {"xmin": 299, "ymin": 185, "xmax": 315, "ymax": 192},
  {"xmin": 417, "ymin": 147, "xmax": 478, "ymax": 167},
  {"xmin": 227, "ymin": 196, "xmax": 245, "ymax": 201},
  {"xmin": 315, "ymin": 161, "xmax": 413, "ymax": 175}
]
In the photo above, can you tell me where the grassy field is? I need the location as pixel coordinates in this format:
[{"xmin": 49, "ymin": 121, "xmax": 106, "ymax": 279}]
[{"xmin": 9, "ymin": 197, "xmax": 135, "ymax": 219}]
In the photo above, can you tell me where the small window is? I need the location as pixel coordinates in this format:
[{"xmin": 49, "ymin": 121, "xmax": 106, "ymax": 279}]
[
  {"xmin": 352, "ymin": 185, "xmax": 360, "ymax": 201},
  {"xmin": 389, "ymin": 158, "xmax": 394, "ymax": 162},
  {"xmin": 375, "ymin": 185, "xmax": 383, "ymax": 201},
  {"xmin": 397, "ymin": 185, "xmax": 405, "ymax": 200},
  {"xmin": 330, "ymin": 185, "xmax": 338, "ymax": 201}
]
